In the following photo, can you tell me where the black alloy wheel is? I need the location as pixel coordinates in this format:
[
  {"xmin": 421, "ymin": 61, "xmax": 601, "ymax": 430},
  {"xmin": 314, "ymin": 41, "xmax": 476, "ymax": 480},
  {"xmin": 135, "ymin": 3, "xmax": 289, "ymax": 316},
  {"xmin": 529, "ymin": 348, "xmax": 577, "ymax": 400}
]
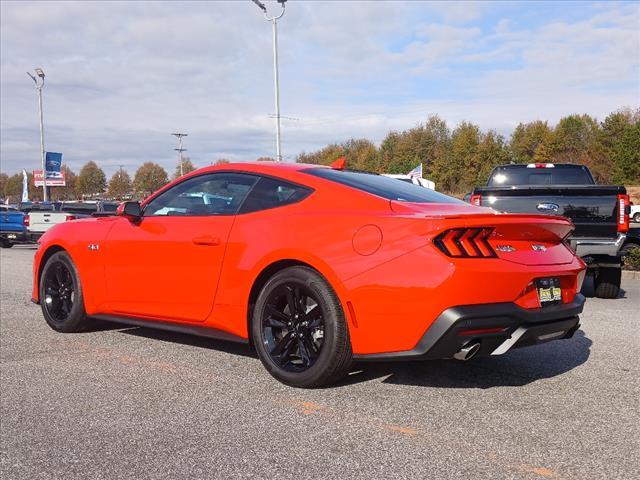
[
  {"xmin": 262, "ymin": 283, "xmax": 325, "ymax": 372},
  {"xmin": 43, "ymin": 261, "xmax": 75, "ymax": 322},
  {"xmin": 40, "ymin": 251, "xmax": 91, "ymax": 332},
  {"xmin": 252, "ymin": 266, "xmax": 352, "ymax": 388}
]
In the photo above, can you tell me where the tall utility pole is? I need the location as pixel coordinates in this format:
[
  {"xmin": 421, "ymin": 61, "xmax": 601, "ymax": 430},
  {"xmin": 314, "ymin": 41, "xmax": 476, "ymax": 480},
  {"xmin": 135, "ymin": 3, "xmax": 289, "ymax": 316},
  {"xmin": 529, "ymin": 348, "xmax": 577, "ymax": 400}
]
[
  {"xmin": 27, "ymin": 68, "xmax": 47, "ymax": 201},
  {"xmin": 172, "ymin": 133, "xmax": 188, "ymax": 176},
  {"xmin": 251, "ymin": 0, "xmax": 286, "ymax": 162}
]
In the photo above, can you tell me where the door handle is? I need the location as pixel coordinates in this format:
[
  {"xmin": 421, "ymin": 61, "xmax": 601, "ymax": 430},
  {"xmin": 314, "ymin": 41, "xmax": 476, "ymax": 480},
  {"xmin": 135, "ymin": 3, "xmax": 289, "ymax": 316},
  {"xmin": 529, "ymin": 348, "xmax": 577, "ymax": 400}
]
[{"xmin": 192, "ymin": 235, "xmax": 220, "ymax": 246}]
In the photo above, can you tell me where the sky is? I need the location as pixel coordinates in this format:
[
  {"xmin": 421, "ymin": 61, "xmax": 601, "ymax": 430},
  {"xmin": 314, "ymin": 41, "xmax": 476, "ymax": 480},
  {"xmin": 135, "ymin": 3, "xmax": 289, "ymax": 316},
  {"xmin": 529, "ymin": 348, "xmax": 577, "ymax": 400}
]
[{"xmin": 1, "ymin": 0, "xmax": 638, "ymax": 177}]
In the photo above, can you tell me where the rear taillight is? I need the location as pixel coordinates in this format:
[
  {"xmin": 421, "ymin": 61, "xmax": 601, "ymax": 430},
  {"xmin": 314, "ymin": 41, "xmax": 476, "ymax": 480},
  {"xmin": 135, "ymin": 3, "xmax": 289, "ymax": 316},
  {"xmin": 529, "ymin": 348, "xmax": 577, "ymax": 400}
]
[
  {"xmin": 24, "ymin": 215, "xmax": 29, "ymax": 227},
  {"xmin": 434, "ymin": 228, "xmax": 497, "ymax": 258},
  {"xmin": 470, "ymin": 194, "xmax": 481, "ymax": 206},
  {"xmin": 617, "ymin": 194, "xmax": 629, "ymax": 233},
  {"xmin": 65, "ymin": 215, "xmax": 77, "ymax": 221}
]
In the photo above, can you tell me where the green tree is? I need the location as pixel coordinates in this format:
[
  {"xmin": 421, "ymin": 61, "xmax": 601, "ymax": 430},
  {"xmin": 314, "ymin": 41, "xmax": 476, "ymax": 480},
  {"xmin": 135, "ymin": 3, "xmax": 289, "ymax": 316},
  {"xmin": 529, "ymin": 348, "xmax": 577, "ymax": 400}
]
[
  {"xmin": 551, "ymin": 114, "xmax": 599, "ymax": 164},
  {"xmin": 2, "ymin": 171, "xmax": 43, "ymax": 202},
  {"xmin": 611, "ymin": 121, "xmax": 640, "ymax": 184},
  {"xmin": 256, "ymin": 156, "xmax": 275, "ymax": 162},
  {"xmin": 50, "ymin": 165, "xmax": 78, "ymax": 201},
  {"xmin": 448, "ymin": 121, "xmax": 481, "ymax": 192},
  {"xmin": 76, "ymin": 161, "xmax": 107, "ymax": 198},
  {"xmin": 108, "ymin": 168, "xmax": 132, "ymax": 200},
  {"xmin": 0, "ymin": 173, "xmax": 8, "ymax": 199},
  {"xmin": 509, "ymin": 121, "xmax": 553, "ymax": 163},
  {"xmin": 173, "ymin": 157, "xmax": 196, "ymax": 180},
  {"xmin": 133, "ymin": 162, "xmax": 168, "ymax": 197},
  {"xmin": 474, "ymin": 131, "xmax": 510, "ymax": 186},
  {"xmin": 599, "ymin": 109, "xmax": 640, "ymax": 184},
  {"xmin": 297, "ymin": 144, "xmax": 344, "ymax": 165},
  {"xmin": 3, "ymin": 173, "xmax": 22, "ymax": 202},
  {"xmin": 382, "ymin": 115, "xmax": 451, "ymax": 178}
]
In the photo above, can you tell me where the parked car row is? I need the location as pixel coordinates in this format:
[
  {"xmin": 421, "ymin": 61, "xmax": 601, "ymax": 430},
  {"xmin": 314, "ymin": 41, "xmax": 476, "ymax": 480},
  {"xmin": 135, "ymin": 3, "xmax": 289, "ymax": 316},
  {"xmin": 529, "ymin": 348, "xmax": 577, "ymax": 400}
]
[{"xmin": 0, "ymin": 201, "xmax": 118, "ymax": 248}]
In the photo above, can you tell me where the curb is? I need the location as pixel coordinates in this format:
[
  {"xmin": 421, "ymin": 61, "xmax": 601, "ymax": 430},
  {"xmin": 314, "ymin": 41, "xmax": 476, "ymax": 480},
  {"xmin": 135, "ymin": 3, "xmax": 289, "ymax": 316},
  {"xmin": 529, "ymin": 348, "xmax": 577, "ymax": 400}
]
[{"xmin": 622, "ymin": 270, "xmax": 640, "ymax": 280}]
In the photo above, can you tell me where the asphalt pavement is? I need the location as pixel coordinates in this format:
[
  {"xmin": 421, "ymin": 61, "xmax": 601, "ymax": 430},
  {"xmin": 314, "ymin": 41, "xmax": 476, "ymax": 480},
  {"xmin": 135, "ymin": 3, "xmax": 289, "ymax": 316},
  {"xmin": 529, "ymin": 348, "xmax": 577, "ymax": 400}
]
[{"xmin": 1, "ymin": 246, "xmax": 638, "ymax": 480}]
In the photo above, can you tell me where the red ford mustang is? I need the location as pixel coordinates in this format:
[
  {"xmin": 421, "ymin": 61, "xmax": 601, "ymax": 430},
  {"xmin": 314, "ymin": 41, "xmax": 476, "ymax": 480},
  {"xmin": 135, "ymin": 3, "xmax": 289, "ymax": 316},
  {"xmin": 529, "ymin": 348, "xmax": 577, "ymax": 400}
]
[{"xmin": 32, "ymin": 162, "xmax": 586, "ymax": 387}]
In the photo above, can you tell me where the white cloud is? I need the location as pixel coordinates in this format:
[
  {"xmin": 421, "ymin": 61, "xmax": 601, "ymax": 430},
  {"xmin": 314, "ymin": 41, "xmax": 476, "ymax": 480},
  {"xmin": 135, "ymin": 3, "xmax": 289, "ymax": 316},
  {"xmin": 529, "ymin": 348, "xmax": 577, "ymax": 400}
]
[{"xmin": 1, "ymin": 0, "xmax": 638, "ymax": 177}]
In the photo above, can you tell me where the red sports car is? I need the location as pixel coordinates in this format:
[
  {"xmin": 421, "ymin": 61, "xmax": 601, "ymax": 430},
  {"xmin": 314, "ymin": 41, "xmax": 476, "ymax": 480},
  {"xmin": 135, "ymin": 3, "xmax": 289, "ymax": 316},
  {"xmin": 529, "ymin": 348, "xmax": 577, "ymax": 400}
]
[{"xmin": 32, "ymin": 162, "xmax": 586, "ymax": 387}]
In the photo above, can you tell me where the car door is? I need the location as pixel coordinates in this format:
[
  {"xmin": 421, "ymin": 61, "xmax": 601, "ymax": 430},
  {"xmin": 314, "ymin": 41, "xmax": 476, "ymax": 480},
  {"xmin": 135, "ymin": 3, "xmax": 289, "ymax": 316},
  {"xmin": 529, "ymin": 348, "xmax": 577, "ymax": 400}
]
[{"xmin": 104, "ymin": 172, "xmax": 258, "ymax": 323}]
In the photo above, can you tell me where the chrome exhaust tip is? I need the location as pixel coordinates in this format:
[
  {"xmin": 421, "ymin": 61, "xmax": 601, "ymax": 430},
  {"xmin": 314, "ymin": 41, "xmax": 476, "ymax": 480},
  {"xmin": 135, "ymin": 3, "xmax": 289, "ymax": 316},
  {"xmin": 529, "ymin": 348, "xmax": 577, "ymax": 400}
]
[{"xmin": 454, "ymin": 342, "xmax": 481, "ymax": 361}]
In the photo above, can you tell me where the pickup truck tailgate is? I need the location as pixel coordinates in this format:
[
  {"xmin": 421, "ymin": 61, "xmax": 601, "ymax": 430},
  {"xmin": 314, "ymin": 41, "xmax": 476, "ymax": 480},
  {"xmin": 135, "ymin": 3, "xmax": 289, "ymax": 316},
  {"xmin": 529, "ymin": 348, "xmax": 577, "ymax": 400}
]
[
  {"xmin": 28, "ymin": 212, "xmax": 69, "ymax": 233},
  {"xmin": 475, "ymin": 186, "xmax": 624, "ymax": 238}
]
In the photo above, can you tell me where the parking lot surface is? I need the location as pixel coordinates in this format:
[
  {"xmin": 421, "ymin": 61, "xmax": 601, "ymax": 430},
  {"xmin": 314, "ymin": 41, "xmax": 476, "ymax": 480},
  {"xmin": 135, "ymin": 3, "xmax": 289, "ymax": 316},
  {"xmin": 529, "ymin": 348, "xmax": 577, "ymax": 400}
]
[{"xmin": 1, "ymin": 246, "xmax": 638, "ymax": 480}]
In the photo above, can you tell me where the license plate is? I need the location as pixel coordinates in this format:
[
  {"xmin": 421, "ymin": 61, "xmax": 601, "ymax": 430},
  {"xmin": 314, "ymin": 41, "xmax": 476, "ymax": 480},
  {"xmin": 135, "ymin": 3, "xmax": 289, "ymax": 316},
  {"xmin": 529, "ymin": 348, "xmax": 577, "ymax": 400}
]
[
  {"xmin": 7, "ymin": 234, "xmax": 16, "ymax": 239},
  {"xmin": 536, "ymin": 277, "xmax": 562, "ymax": 307}
]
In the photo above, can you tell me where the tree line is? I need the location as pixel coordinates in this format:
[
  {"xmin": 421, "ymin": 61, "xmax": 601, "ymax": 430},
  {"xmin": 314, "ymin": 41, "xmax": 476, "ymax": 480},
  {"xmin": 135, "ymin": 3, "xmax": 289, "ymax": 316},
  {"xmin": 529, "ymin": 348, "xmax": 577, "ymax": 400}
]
[
  {"xmin": 296, "ymin": 108, "xmax": 639, "ymax": 193},
  {"xmin": 1, "ymin": 108, "xmax": 637, "ymax": 201},
  {"xmin": 0, "ymin": 157, "xmax": 235, "ymax": 202}
]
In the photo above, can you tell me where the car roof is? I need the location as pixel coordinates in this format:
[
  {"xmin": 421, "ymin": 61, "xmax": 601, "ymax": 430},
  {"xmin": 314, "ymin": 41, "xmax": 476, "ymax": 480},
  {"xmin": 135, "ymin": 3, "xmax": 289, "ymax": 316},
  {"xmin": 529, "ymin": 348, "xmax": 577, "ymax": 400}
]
[{"xmin": 195, "ymin": 162, "xmax": 325, "ymax": 175}]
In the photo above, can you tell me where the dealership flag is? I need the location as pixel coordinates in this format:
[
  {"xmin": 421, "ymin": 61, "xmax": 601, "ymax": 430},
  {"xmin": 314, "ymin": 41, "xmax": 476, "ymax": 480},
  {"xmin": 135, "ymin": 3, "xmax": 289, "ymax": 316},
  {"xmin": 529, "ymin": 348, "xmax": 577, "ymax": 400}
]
[
  {"xmin": 21, "ymin": 169, "xmax": 29, "ymax": 203},
  {"xmin": 45, "ymin": 152, "xmax": 62, "ymax": 176},
  {"xmin": 408, "ymin": 163, "xmax": 423, "ymax": 179}
]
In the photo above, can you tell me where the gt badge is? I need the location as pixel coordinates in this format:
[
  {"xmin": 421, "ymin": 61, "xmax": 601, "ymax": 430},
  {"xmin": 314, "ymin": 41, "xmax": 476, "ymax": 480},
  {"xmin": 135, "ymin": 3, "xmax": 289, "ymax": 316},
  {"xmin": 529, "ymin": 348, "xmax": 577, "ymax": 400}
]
[
  {"xmin": 532, "ymin": 244, "xmax": 547, "ymax": 252},
  {"xmin": 88, "ymin": 244, "xmax": 100, "ymax": 251}
]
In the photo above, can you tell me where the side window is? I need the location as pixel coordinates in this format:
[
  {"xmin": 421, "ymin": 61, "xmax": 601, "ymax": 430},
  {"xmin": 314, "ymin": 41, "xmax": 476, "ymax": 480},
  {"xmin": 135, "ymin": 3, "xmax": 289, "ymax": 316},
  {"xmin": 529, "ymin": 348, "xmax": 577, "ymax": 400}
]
[
  {"xmin": 144, "ymin": 173, "xmax": 258, "ymax": 217},
  {"xmin": 239, "ymin": 176, "xmax": 312, "ymax": 214}
]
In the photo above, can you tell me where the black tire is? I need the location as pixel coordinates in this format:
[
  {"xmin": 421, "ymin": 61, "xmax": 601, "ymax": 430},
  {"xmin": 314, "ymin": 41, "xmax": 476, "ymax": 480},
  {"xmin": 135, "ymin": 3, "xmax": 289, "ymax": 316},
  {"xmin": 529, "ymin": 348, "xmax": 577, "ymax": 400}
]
[
  {"xmin": 251, "ymin": 266, "xmax": 352, "ymax": 388},
  {"xmin": 634, "ymin": 213, "xmax": 640, "ymax": 223},
  {"xmin": 0, "ymin": 240, "xmax": 13, "ymax": 248},
  {"xmin": 39, "ymin": 251, "xmax": 91, "ymax": 332},
  {"xmin": 593, "ymin": 266, "xmax": 621, "ymax": 299}
]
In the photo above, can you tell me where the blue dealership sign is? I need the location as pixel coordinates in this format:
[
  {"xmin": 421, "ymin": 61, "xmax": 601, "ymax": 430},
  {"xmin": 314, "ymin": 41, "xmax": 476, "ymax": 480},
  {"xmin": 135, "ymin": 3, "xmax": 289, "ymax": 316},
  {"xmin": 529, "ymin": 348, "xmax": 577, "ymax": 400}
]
[{"xmin": 45, "ymin": 152, "xmax": 62, "ymax": 175}]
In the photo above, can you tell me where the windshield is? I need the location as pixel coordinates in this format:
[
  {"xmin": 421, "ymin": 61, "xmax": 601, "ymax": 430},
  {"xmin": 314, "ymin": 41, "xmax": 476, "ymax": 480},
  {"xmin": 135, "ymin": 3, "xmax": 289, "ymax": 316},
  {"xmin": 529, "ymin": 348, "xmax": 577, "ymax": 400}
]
[
  {"xmin": 488, "ymin": 165, "xmax": 594, "ymax": 186},
  {"xmin": 303, "ymin": 168, "xmax": 461, "ymax": 204}
]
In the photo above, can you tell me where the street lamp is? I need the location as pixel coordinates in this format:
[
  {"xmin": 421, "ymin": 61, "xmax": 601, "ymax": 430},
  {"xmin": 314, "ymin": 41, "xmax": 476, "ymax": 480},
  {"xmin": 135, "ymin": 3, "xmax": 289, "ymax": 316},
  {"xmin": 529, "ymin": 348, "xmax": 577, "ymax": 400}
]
[
  {"xmin": 251, "ymin": 0, "xmax": 286, "ymax": 162},
  {"xmin": 172, "ymin": 133, "xmax": 188, "ymax": 176},
  {"xmin": 27, "ymin": 68, "xmax": 47, "ymax": 201}
]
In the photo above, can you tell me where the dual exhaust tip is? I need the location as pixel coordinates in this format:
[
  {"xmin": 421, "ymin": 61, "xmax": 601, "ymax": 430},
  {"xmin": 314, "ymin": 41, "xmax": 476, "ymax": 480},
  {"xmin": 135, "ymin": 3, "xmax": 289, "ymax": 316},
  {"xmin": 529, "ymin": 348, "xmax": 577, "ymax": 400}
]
[{"xmin": 453, "ymin": 342, "xmax": 481, "ymax": 361}]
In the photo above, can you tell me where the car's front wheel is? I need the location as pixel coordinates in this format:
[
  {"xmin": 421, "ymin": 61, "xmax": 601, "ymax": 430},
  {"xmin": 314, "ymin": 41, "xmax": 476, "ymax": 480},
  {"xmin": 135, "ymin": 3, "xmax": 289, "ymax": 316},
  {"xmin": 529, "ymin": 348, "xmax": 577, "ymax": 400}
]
[
  {"xmin": 252, "ymin": 266, "xmax": 352, "ymax": 388},
  {"xmin": 40, "ymin": 251, "xmax": 92, "ymax": 332}
]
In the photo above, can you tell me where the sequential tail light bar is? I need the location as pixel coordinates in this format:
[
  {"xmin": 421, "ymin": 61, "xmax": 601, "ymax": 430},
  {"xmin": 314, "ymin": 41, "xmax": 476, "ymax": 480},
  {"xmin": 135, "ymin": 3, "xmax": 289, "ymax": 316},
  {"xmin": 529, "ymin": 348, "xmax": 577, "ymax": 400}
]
[
  {"xmin": 433, "ymin": 228, "xmax": 497, "ymax": 258},
  {"xmin": 617, "ymin": 194, "xmax": 630, "ymax": 233}
]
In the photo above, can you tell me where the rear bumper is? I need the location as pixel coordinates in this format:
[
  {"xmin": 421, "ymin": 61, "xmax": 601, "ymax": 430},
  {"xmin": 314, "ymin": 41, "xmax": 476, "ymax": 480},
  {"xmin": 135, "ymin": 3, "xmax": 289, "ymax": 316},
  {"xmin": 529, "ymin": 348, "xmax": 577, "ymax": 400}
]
[
  {"xmin": 354, "ymin": 294, "xmax": 585, "ymax": 361},
  {"xmin": 571, "ymin": 233, "xmax": 625, "ymax": 258},
  {"xmin": 0, "ymin": 230, "xmax": 31, "ymax": 244}
]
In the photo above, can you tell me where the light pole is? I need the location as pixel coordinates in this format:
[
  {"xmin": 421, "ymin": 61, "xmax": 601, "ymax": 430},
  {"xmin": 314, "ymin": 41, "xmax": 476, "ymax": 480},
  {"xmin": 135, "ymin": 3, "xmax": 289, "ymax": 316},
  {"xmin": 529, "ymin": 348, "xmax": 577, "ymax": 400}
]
[
  {"xmin": 172, "ymin": 133, "xmax": 188, "ymax": 176},
  {"xmin": 251, "ymin": 0, "xmax": 286, "ymax": 162},
  {"xmin": 27, "ymin": 68, "xmax": 47, "ymax": 201}
]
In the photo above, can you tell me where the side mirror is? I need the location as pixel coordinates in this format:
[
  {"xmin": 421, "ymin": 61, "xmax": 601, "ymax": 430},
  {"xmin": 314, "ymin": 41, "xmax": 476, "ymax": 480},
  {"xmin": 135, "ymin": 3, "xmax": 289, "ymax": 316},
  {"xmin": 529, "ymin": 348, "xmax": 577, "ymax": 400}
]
[{"xmin": 117, "ymin": 201, "xmax": 142, "ymax": 221}]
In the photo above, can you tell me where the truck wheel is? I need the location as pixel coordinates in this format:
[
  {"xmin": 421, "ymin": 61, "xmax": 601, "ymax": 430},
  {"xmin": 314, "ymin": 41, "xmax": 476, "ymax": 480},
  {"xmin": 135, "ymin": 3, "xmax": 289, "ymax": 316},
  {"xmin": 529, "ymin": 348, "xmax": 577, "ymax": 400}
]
[
  {"xmin": 593, "ymin": 267, "xmax": 621, "ymax": 299},
  {"xmin": 634, "ymin": 213, "xmax": 640, "ymax": 223},
  {"xmin": 0, "ymin": 240, "xmax": 13, "ymax": 248}
]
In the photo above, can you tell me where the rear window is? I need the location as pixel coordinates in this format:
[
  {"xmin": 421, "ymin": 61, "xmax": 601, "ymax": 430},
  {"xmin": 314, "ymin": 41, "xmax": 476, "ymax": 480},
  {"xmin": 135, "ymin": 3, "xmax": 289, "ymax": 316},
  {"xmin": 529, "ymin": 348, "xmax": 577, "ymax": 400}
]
[
  {"xmin": 488, "ymin": 165, "xmax": 594, "ymax": 186},
  {"xmin": 303, "ymin": 168, "xmax": 461, "ymax": 204}
]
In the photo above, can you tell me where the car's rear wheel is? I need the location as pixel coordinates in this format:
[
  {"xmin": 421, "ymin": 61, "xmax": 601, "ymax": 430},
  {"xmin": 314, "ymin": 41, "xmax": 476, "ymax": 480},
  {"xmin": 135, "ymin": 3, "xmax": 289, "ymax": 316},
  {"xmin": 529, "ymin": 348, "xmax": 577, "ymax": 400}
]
[
  {"xmin": 593, "ymin": 266, "xmax": 621, "ymax": 299},
  {"xmin": 252, "ymin": 266, "xmax": 352, "ymax": 388},
  {"xmin": 40, "ymin": 251, "xmax": 91, "ymax": 332}
]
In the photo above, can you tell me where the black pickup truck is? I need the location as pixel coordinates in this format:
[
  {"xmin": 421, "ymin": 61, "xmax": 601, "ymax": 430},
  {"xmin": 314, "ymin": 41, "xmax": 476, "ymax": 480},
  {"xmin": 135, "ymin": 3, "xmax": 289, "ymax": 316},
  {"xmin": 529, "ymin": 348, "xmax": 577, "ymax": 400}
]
[{"xmin": 470, "ymin": 163, "xmax": 630, "ymax": 298}]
